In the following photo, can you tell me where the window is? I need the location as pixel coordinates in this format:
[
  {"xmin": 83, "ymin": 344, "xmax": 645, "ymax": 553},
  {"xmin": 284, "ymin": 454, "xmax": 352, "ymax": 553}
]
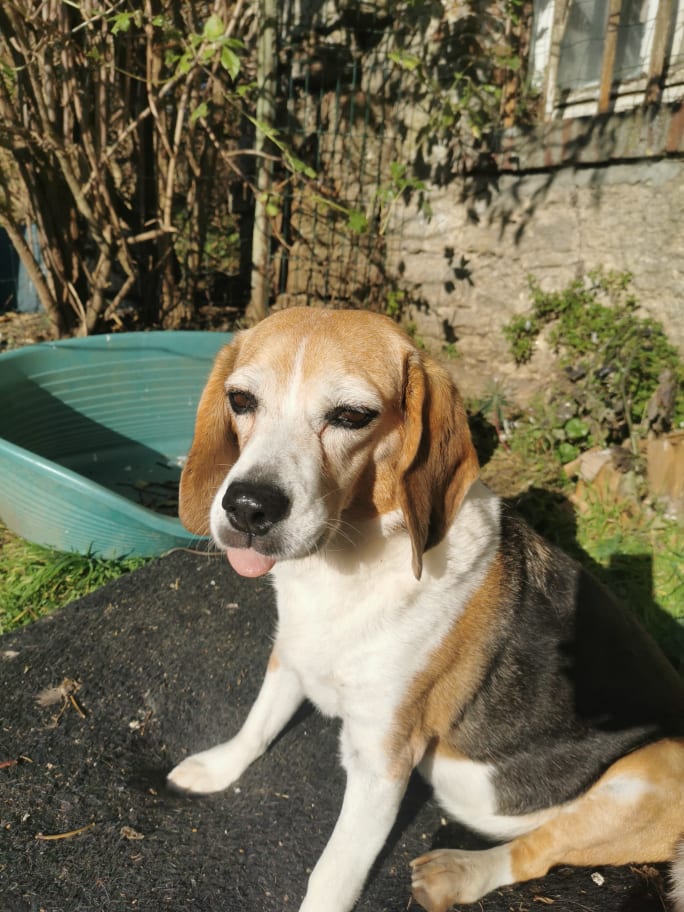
[{"xmin": 531, "ymin": 0, "xmax": 684, "ymax": 117}]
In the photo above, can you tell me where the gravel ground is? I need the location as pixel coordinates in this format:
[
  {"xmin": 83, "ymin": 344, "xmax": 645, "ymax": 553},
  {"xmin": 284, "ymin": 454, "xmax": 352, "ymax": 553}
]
[{"xmin": 1, "ymin": 548, "xmax": 671, "ymax": 911}]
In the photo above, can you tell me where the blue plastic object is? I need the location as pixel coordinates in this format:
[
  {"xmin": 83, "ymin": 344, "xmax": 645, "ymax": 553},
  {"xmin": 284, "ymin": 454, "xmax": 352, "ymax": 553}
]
[{"xmin": 0, "ymin": 331, "xmax": 232, "ymax": 558}]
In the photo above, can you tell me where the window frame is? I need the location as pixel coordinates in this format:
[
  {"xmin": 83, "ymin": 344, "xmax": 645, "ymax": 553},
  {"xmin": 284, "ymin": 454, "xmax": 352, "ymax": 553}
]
[{"xmin": 531, "ymin": 0, "xmax": 684, "ymax": 118}]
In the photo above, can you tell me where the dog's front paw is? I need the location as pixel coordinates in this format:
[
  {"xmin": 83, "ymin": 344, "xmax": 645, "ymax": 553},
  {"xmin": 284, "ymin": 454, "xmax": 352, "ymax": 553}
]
[
  {"xmin": 167, "ymin": 741, "xmax": 249, "ymax": 794},
  {"xmin": 411, "ymin": 845, "xmax": 511, "ymax": 911}
]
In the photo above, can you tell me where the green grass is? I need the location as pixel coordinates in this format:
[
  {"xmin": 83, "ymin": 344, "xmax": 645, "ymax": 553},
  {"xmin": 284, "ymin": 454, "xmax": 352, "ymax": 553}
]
[
  {"xmin": 574, "ymin": 491, "xmax": 684, "ymax": 645},
  {"xmin": 0, "ymin": 524, "xmax": 147, "ymax": 634}
]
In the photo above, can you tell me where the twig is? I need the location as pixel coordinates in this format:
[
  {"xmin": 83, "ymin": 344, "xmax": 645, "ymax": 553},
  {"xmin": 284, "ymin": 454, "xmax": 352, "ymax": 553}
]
[
  {"xmin": 35, "ymin": 821, "xmax": 95, "ymax": 841},
  {"xmin": 69, "ymin": 694, "xmax": 87, "ymax": 719}
]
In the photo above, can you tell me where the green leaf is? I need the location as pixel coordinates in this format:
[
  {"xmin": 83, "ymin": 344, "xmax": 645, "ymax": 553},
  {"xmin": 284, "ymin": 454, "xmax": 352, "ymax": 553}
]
[
  {"xmin": 177, "ymin": 50, "xmax": 193, "ymax": 75},
  {"xmin": 389, "ymin": 161, "xmax": 407, "ymax": 183},
  {"xmin": 200, "ymin": 45, "xmax": 216, "ymax": 65},
  {"xmin": 190, "ymin": 101, "xmax": 209, "ymax": 124},
  {"xmin": 286, "ymin": 155, "xmax": 316, "ymax": 179},
  {"xmin": 564, "ymin": 417, "xmax": 590, "ymax": 441},
  {"xmin": 203, "ymin": 14, "xmax": 224, "ymax": 41},
  {"xmin": 347, "ymin": 209, "xmax": 369, "ymax": 234},
  {"xmin": 388, "ymin": 50, "xmax": 420, "ymax": 72},
  {"xmin": 164, "ymin": 49, "xmax": 180, "ymax": 68},
  {"xmin": 111, "ymin": 12, "xmax": 132, "ymax": 34},
  {"xmin": 252, "ymin": 118, "xmax": 280, "ymax": 141},
  {"xmin": 221, "ymin": 46, "xmax": 241, "ymax": 80},
  {"xmin": 557, "ymin": 442, "xmax": 579, "ymax": 463}
]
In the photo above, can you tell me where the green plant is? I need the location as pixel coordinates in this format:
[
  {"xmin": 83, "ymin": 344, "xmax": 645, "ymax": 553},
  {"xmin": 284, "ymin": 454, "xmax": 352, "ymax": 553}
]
[
  {"xmin": 477, "ymin": 380, "xmax": 512, "ymax": 443},
  {"xmin": 375, "ymin": 162, "xmax": 431, "ymax": 236},
  {"xmin": 404, "ymin": 321, "xmax": 427, "ymax": 350},
  {"xmin": 386, "ymin": 288, "xmax": 407, "ymax": 320},
  {"xmin": 388, "ymin": 0, "xmax": 536, "ymax": 151},
  {"xmin": 503, "ymin": 270, "xmax": 684, "ymax": 459},
  {"xmin": 319, "ymin": 161, "xmax": 430, "ymax": 242},
  {"xmin": 4, "ymin": 0, "xmax": 368, "ymax": 333},
  {"xmin": 0, "ymin": 2, "xmax": 272, "ymax": 335},
  {"xmin": 502, "ymin": 314, "xmax": 538, "ymax": 364}
]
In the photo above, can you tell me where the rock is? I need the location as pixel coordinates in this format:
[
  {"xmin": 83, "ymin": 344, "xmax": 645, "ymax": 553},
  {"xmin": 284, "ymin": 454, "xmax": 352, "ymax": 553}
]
[{"xmin": 646, "ymin": 430, "xmax": 684, "ymax": 519}]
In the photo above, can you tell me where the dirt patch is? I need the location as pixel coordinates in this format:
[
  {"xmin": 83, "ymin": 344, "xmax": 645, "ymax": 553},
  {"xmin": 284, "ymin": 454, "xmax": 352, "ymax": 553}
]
[
  {"xmin": 0, "ymin": 303, "xmax": 243, "ymax": 355},
  {"xmin": 0, "ymin": 311, "xmax": 56, "ymax": 352}
]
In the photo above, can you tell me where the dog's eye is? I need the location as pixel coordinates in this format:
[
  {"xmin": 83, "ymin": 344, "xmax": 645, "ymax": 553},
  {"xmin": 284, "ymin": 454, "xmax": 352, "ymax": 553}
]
[
  {"xmin": 228, "ymin": 389, "xmax": 257, "ymax": 415},
  {"xmin": 327, "ymin": 406, "xmax": 378, "ymax": 430}
]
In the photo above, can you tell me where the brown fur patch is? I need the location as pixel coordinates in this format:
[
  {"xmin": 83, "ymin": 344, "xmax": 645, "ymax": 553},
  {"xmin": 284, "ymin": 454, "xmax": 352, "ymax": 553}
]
[
  {"xmin": 397, "ymin": 353, "xmax": 479, "ymax": 579},
  {"xmin": 179, "ymin": 342, "xmax": 241, "ymax": 534},
  {"xmin": 236, "ymin": 307, "xmax": 411, "ymax": 385},
  {"xmin": 386, "ymin": 554, "xmax": 505, "ymax": 777},
  {"xmin": 510, "ymin": 738, "xmax": 684, "ymax": 879}
]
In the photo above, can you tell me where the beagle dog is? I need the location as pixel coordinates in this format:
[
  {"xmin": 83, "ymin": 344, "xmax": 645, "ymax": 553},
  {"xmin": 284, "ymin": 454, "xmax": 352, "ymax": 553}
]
[{"xmin": 168, "ymin": 307, "xmax": 684, "ymax": 912}]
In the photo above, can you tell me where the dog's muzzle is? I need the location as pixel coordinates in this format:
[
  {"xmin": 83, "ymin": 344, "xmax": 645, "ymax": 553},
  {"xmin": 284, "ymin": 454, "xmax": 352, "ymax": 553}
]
[{"xmin": 214, "ymin": 480, "xmax": 292, "ymax": 579}]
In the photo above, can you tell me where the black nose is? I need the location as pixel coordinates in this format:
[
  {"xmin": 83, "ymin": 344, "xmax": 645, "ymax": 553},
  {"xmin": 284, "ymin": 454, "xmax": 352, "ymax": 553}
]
[{"xmin": 222, "ymin": 481, "xmax": 290, "ymax": 536}]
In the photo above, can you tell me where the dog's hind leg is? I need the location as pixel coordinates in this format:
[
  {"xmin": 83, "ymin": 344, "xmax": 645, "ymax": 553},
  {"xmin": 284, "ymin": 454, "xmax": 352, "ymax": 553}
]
[
  {"xmin": 167, "ymin": 649, "xmax": 304, "ymax": 794},
  {"xmin": 411, "ymin": 738, "xmax": 684, "ymax": 912}
]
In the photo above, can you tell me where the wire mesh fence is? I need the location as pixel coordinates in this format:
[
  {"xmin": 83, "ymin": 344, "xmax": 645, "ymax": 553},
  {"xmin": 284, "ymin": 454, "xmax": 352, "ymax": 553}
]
[
  {"xmin": 253, "ymin": 0, "xmax": 522, "ymax": 320},
  {"xmin": 273, "ymin": 14, "xmax": 400, "ymax": 313}
]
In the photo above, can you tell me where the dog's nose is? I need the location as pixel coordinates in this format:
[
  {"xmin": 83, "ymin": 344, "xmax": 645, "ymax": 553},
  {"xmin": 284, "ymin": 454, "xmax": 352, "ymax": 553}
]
[{"xmin": 222, "ymin": 481, "xmax": 290, "ymax": 536}]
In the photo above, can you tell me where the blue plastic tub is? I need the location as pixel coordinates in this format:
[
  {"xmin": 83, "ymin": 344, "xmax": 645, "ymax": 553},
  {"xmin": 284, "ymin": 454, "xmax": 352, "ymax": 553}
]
[{"xmin": 0, "ymin": 331, "xmax": 232, "ymax": 558}]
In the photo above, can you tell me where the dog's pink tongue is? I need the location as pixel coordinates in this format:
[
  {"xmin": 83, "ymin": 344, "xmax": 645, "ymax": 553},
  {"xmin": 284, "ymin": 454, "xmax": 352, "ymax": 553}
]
[{"xmin": 226, "ymin": 547, "xmax": 276, "ymax": 578}]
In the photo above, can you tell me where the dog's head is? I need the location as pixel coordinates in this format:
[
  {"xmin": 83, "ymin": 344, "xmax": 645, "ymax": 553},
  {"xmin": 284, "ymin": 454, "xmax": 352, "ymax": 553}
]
[{"xmin": 179, "ymin": 307, "xmax": 479, "ymax": 579}]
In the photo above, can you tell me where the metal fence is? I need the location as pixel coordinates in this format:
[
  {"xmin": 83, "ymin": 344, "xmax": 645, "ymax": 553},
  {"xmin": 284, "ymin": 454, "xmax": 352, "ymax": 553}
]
[{"xmin": 252, "ymin": 3, "xmax": 408, "ymax": 319}]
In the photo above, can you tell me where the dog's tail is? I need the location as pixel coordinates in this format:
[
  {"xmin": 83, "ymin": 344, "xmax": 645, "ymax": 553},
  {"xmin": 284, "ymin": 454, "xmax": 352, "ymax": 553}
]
[{"xmin": 671, "ymin": 836, "xmax": 684, "ymax": 912}]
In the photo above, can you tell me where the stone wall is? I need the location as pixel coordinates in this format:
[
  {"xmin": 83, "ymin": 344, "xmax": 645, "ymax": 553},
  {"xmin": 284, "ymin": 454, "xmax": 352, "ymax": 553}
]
[
  {"xmin": 387, "ymin": 107, "xmax": 684, "ymax": 400},
  {"xmin": 275, "ymin": 5, "xmax": 683, "ymax": 404}
]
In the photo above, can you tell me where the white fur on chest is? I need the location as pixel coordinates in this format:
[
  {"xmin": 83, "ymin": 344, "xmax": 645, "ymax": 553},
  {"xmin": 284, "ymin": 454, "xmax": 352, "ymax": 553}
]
[
  {"xmin": 273, "ymin": 539, "xmax": 425, "ymax": 720},
  {"xmin": 271, "ymin": 481, "xmax": 500, "ymax": 727}
]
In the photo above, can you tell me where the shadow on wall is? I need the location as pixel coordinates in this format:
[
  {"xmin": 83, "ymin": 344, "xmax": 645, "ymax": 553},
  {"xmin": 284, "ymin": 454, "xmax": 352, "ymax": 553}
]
[{"xmin": 454, "ymin": 102, "xmax": 684, "ymax": 249}]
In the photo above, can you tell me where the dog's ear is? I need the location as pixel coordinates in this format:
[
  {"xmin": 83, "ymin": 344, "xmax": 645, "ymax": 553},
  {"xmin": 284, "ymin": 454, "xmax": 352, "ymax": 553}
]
[
  {"xmin": 397, "ymin": 351, "xmax": 480, "ymax": 580},
  {"xmin": 179, "ymin": 339, "xmax": 241, "ymax": 535}
]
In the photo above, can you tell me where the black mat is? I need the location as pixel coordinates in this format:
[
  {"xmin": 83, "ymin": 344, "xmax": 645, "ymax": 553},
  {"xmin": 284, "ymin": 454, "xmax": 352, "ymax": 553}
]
[{"xmin": 1, "ymin": 550, "xmax": 671, "ymax": 911}]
